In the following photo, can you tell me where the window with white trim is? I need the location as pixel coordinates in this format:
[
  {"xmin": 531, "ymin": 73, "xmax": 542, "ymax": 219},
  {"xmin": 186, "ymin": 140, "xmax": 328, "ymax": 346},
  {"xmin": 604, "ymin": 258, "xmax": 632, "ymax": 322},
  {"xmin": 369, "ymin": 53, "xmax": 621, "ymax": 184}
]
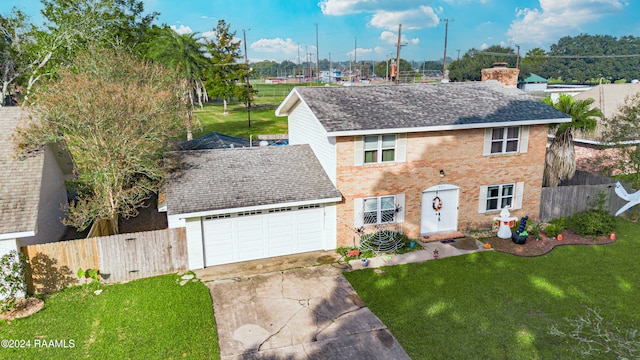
[
  {"xmin": 363, "ymin": 195, "xmax": 396, "ymax": 224},
  {"xmin": 364, "ymin": 134, "xmax": 396, "ymax": 163},
  {"xmin": 486, "ymin": 184, "xmax": 514, "ymax": 211},
  {"xmin": 490, "ymin": 127, "xmax": 519, "ymax": 154}
]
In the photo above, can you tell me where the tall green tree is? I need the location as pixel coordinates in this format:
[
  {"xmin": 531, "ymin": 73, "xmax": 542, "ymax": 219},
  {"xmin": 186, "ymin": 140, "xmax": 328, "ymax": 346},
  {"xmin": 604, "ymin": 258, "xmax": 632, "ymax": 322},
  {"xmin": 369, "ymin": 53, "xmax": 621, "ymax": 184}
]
[
  {"xmin": 542, "ymin": 94, "xmax": 603, "ymax": 186},
  {"xmin": 145, "ymin": 26, "xmax": 208, "ymax": 140},
  {"xmin": 519, "ymin": 47, "xmax": 547, "ymax": 79},
  {"xmin": 0, "ymin": 9, "xmax": 30, "ymax": 105},
  {"xmin": 16, "ymin": 0, "xmax": 155, "ymax": 99},
  {"xmin": 204, "ymin": 20, "xmax": 246, "ymax": 115},
  {"xmin": 373, "ymin": 58, "xmax": 413, "ymax": 81},
  {"xmin": 447, "ymin": 45, "xmax": 516, "ymax": 82},
  {"xmin": 14, "ymin": 47, "xmax": 185, "ymax": 236}
]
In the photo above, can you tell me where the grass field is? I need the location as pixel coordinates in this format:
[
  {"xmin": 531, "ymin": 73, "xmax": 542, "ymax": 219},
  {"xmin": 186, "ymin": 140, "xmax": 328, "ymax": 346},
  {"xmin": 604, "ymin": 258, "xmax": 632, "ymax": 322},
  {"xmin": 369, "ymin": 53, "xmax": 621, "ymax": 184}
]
[
  {"xmin": 0, "ymin": 274, "xmax": 218, "ymax": 359},
  {"xmin": 344, "ymin": 218, "xmax": 640, "ymax": 359},
  {"xmin": 190, "ymin": 83, "xmax": 309, "ymax": 140}
]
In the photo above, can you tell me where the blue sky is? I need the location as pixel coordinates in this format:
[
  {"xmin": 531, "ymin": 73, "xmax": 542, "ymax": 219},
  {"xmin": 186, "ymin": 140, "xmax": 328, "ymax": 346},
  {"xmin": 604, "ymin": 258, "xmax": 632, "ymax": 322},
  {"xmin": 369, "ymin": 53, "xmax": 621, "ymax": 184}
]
[{"xmin": 2, "ymin": 0, "xmax": 640, "ymax": 63}]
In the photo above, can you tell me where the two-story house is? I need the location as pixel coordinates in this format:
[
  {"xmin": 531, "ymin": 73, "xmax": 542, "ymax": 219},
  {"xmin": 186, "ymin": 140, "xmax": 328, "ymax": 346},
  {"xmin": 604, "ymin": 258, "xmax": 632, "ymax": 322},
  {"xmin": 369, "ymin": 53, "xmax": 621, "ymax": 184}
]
[{"xmin": 276, "ymin": 81, "xmax": 571, "ymax": 247}]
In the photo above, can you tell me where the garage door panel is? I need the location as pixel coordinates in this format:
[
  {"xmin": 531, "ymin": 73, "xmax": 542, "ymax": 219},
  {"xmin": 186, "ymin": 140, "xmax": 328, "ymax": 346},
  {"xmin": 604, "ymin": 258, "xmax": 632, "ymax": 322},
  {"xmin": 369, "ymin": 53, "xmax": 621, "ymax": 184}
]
[{"xmin": 203, "ymin": 207, "xmax": 327, "ymax": 267}]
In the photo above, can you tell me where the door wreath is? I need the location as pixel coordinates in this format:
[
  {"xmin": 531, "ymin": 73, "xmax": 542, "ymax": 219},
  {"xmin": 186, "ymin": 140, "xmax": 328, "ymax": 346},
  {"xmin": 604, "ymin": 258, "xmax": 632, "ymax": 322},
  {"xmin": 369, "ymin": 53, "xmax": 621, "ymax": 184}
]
[{"xmin": 432, "ymin": 196, "xmax": 443, "ymax": 211}]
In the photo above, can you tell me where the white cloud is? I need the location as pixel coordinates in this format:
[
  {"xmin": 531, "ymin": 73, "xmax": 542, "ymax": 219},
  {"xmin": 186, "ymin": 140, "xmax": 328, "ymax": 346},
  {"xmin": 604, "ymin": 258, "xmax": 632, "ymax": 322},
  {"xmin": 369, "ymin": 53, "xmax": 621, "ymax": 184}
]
[
  {"xmin": 250, "ymin": 38, "xmax": 300, "ymax": 56},
  {"xmin": 201, "ymin": 31, "xmax": 217, "ymax": 41},
  {"xmin": 481, "ymin": 43, "xmax": 488, "ymax": 50},
  {"xmin": 411, "ymin": 38, "xmax": 420, "ymax": 45},
  {"xmin": 347, "ymin": 47, "xmax": 374, "ymax": 59},
  {"xmin": 369, "ymin": 6, "xmax": 439, "ymax": 30},
  {"xmin": 171, "ymin": 25, "xmax": 193, "ymax": 35},
  {"xmin": 319, "ymin": 0, "xmax": 427, "ymax": 15},
  {"xmin": 507, "ymin": 0, "xmax": 627, "ymax": 45},
  {"xmin": 380, "ymin": 31, "xmax": 410, "ymax": 45}
]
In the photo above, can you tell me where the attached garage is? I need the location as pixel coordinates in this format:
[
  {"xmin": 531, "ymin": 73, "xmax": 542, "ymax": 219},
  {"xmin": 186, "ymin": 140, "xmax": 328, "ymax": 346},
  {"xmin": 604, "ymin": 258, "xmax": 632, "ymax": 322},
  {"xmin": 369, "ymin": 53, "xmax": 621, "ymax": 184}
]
[{"xmin": 164, "ymin": 145, "xmax": 341, "ymax": 269}]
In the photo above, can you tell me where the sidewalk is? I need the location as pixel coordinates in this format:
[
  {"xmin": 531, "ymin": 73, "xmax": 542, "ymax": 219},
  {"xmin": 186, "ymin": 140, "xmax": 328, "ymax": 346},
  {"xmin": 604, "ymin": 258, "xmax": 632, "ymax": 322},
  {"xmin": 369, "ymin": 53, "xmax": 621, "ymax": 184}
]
[{"xmin": 348, "ymin": 237, "xmax": 490, "ymax": 270}]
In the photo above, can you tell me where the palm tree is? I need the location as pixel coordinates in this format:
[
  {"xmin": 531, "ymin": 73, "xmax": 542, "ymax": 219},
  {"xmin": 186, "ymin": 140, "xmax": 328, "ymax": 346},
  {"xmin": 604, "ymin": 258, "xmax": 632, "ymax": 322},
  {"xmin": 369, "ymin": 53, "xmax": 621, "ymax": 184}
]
[
  {"xmin": 542, "ymin": 94, "xmax": 603, "ymax": 186},
  {"xmin": 145, "ymin": 27, "xmax": 209, "ymax": 140}
]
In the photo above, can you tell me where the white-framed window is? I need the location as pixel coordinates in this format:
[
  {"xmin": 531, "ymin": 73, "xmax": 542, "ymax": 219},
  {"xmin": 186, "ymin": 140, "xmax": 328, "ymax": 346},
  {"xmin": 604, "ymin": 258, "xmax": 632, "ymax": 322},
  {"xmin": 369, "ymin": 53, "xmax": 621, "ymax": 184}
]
[
  {"xmin": 364, "ymin": 134, "xmax": 396, "ymax": 163},
  {"xmin": 483, "ymin": 126, "xmax": 529, "ymax": 156},
  {"xmin": 491, "ymin": 127, "xmax": 519, "ymax": 154},
  {"xmin": 363, "ymin": 195, "xmax": 396, "ymax": 224},
  {"xmin": 486, "ymin": 184, "xmax": 514, "ymax": 211},
  {"xmin": 478, "ymin": 182, "xmax": 524, "ymax": 213},
  {"xmin": 354, "ymin": 194, "xmax": 405, "ymax": 227}
]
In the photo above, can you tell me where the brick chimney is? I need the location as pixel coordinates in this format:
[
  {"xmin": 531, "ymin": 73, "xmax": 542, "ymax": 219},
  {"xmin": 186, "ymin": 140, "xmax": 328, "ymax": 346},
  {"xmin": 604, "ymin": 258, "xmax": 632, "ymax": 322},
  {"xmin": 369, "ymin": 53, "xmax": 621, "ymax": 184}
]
[{"xmin": 481, "ymin": 62, "xmax": 519, "ymax": 88}]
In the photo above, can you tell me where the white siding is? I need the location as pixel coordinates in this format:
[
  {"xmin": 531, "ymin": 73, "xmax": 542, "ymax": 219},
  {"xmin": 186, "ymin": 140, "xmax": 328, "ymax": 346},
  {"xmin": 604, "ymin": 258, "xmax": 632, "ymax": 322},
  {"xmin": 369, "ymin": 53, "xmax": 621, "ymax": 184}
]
[
  {"xmin": 323, "ymin": 204, "xmax": 337, "ymax": 250},
  {"xmin": 288, "ymin": 101, "xmax": 337, "ymax": 184},
  {"xmin": 185, "ymin": 217, "xmax": 204, "ymax": 270},
  {"xmin": 18, "ymin": 144, "xmax": 68, "ymax": 247},
  {"xmin": 167, "ymin": 214, "xmax": 186, "ymax": 228}
]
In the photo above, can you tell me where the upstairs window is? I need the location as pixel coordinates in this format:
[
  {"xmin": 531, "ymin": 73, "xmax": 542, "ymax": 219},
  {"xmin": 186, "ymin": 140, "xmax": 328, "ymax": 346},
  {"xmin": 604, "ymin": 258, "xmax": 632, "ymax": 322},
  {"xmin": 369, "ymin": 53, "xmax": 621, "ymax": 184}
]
[
  {"xmin": 491, "ymin": 127, "xmax": 519, "ymax": 154},
  {"xmin": 364, "ymin": 134, "xmax": 396, "ymax": 163}
]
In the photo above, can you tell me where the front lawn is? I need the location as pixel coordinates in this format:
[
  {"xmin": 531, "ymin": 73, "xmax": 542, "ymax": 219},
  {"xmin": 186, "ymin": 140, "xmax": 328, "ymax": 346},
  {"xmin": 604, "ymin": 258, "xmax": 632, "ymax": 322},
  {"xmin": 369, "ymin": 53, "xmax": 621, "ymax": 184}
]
[
  {"xmin": 0, "ymin": 274, "xmax": 218, "ymax": 359},
  {"xmin": 344, "ymin": 218, "xmax": 640, "ymax": 359}
]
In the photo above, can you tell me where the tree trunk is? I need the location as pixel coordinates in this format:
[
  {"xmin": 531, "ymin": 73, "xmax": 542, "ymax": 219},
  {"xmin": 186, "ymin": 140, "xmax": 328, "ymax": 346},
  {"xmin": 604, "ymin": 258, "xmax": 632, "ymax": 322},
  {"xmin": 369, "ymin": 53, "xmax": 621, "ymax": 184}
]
[
  {"xmin": 86, "ymin": 216, "xmax": 118, "ymax": 238},
  {"xmin": 223, "ymin": 99, "xmax": 228, "ymax": 115}
]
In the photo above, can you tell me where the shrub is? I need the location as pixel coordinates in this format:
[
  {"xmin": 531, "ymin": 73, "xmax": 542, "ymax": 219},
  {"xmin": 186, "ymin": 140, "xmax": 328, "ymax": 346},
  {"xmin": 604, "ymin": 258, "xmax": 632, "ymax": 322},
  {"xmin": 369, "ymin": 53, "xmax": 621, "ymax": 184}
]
[
  {"xmin": 0, "ymin": 250, "xmax": 29, "ymax": 312},
  {"xmin": 568, "ymin": 210, "xmax": 616, "ymax": 236},
  {"xmin": 544, "ymin": 224, "xmax": 562, "ymax": 238},
  {"xmin": 550, "ymin": 216, "xmax": 569, "ymax": 230}
]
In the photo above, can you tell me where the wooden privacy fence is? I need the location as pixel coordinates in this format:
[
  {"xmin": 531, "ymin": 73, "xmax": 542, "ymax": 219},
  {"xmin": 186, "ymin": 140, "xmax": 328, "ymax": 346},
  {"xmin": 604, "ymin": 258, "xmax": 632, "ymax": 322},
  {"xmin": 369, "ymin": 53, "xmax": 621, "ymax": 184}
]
[
  {"xmin": 539, "ymin": 170, "xmax": 632, "ymax": 222},
  {"xmin": 21, "ymin": 228, "xmax": 187, "ymax": 293}
]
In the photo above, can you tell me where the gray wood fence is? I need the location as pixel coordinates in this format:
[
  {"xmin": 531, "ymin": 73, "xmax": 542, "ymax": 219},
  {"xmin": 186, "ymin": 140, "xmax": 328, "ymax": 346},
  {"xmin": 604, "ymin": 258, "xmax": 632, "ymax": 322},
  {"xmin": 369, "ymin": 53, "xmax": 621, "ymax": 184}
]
[
  {"xmin": 97, "ymin": 228, "xmax": 187, "ymax": 284},
  {"xmin": 21, "ymin": 228, "xmax": 187, "ymax": 293},
  {"xmin": 540, "ymin": 171, "xmax": 633, "ymax": 222}
]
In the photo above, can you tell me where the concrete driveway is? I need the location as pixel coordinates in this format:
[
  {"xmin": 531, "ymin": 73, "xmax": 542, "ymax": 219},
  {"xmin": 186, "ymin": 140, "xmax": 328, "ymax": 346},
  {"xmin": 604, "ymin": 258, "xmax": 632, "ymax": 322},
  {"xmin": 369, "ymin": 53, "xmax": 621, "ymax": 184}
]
[{"xmin": 206, "ymin": 265, "xmax": 410, "ymax": 360}]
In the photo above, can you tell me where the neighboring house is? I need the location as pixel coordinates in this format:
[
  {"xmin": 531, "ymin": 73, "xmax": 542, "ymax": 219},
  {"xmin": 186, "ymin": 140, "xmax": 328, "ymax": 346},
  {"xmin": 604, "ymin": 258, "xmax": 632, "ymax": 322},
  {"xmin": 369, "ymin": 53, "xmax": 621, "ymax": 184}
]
[
  {"xmin": 544, "ymin": 84, "xmax": 591, "ymax": 102},
  {"xmin": 0, "ymin": 107, "xmax": 72, "ymax": 261},
  {"xmin": 518, "ymin": 73, "xmax": 548, "ymax": 93},
  {"xmin": 572, "ymin": 83, "xmax": 640, "ymax": 173},
  {"xmin": 276, "ymin": 81, "xmax": 571, "ymax": 248},
  {"xmin": 177, "ymin": 132, "xmax": 253, "ymax": 150},
  {"xmin": 164, "ymin": 145, "xmax": 341, "ymax": 269}
]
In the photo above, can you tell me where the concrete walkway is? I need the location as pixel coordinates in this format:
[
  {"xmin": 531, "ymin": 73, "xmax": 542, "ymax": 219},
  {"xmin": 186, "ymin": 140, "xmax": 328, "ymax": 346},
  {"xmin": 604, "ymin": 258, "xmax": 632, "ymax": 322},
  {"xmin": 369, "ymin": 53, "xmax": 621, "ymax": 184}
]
[{"xmin": 201, "ymin": 237, "xmax": 488, "ymax": 359}]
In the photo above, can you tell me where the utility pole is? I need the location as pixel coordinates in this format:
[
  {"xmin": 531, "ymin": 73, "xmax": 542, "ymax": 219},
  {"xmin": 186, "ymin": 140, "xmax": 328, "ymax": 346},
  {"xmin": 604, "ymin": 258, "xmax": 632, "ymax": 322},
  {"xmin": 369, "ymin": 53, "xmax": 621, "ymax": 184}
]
[
  {"xmin": 308, "ymin": 53, "xmax": 313, "ymax": 86},
  {"xmin": 243, "ymin": 29, "xmax": 251, "ymax": 128},
  {"xmin": 354, "ymin": 38, "xmax": 357, "ymax": 82},
  {"xmin": 329, "ymin": 52, "xmax": 332, "ymax": 84},
  {"xmin": 442, "ymin": 19, "xmax": 452, "ymax": 80},
  {"xmin": 297, "ymin": 43, "xmax": 301, "ymax": 83},
  {"xmin": 315, "ymin": 23, "xmax": 319, "ymax": 86},
  {"xmin": 395, "ymin": 24, "xmax": 402, "ymax": 84},
  {"xmin": 457, "ymin": 49, "xmax": 460, "ymax": 62},
  {"xmin": 515, "ymin": 44, "xmax": 520, "ymax": 69}
]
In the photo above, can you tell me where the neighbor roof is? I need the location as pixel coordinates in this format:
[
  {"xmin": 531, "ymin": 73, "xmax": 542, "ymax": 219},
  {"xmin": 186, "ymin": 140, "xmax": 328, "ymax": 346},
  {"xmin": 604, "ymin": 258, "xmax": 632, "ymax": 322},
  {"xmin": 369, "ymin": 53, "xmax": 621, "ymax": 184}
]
[
  {"xmin": 165, "ymin": 144, "xmax": 342, "ymax": 216},
  {"xmin": 0, "ymin": 107, "xmax": 43, "ymax": 236},
  {"xmin": 276, "ymin": 81, "xmax": 571, "ymax": 136},
  {"xmin": 574, "ymin": 83, "xmax": 640, "ymax": 120},
  {"xmin": 177, "ymin": 132, "xmax": 252, "ymax": 150},
  {"xmin": 520, "ymin": 73, "xmax": 548, "ymax": 84}
]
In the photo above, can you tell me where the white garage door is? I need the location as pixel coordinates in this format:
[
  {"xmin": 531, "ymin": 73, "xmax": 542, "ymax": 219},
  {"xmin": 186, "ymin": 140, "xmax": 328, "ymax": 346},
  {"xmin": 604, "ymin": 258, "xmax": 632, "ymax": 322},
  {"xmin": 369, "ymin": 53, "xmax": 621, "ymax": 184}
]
[{"xmin": 202, "ymin": 205, "xmax": 325, "ymax": 266}]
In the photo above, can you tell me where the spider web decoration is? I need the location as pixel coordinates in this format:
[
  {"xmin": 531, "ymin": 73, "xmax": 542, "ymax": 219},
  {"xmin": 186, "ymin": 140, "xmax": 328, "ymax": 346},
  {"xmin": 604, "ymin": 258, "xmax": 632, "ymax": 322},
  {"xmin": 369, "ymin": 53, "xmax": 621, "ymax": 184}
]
[{"xmin": 356, "ymin": 201, "xmax": 405, "ymax": 254}]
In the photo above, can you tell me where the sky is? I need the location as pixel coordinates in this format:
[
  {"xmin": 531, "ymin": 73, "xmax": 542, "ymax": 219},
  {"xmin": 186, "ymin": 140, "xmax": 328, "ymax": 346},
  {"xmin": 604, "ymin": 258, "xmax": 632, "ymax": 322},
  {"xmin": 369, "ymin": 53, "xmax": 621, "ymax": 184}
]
[{"xmin": 2, "ymin": 0, "xmax": 640, "ymax": 63}]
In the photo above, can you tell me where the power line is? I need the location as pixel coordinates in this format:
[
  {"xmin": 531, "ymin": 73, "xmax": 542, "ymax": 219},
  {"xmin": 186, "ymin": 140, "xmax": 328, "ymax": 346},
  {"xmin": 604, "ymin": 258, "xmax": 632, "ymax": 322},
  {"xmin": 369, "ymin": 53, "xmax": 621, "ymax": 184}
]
[{"xmin": 469, "ymin": 51, "xmax": 640, "ymax": 59}]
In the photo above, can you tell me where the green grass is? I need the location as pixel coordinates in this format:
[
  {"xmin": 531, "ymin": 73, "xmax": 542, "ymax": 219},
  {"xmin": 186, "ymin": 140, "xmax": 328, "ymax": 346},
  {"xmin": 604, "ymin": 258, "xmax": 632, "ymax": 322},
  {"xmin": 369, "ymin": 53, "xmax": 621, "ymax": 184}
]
[
  {"xmin": 0, "ymin": 274, "xmax": 218, "ymax": 359},
  {"xmin": 344, "ymin": 218, "xmax": 640, "ymax": 359},
  {"xmin": 190, "ymin": 83, "xmax": 308, "ymax": 140}
]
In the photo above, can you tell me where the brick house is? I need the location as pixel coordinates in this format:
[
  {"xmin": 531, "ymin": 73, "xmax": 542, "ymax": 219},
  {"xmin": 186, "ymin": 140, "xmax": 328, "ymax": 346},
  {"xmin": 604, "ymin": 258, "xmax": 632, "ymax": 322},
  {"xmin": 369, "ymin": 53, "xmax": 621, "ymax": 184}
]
[{"xmin": 276, "ymin": 81, "xmax": 571, "ymax": 247}]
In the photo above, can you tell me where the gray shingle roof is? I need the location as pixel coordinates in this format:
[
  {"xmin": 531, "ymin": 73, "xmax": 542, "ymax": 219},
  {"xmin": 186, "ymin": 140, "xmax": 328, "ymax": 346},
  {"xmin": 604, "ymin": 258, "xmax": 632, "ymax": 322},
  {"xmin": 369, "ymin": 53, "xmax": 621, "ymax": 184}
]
[
  {"xmin": 0, "ymin": 107, "xmax": 43, "ymax": 235},
  {"xmin": 286, "ymin": 81, "xmax": 571, "ymax": 134},
  {"xmin": 165, "ymin": 144, "xmax": 341, "ymax": 216}
]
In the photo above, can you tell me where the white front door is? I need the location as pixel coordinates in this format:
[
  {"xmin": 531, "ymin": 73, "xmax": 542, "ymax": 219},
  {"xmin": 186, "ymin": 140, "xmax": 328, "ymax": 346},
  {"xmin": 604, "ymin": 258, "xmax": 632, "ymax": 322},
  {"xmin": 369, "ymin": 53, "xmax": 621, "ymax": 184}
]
[{"xmin": 421, "ymin": 185, "xmax": 459, "ymax": 235}]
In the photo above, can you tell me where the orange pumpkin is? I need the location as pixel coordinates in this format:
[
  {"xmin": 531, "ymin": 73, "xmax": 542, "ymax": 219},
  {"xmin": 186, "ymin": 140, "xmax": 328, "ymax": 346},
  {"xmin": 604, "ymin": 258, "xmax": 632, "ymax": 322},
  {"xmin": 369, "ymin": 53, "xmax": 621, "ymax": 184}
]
[
  {"xmin": 557, "ymin": 234, "xmax": 563, "ymax": 241},
  {"xmin": 483, "ymin": 243, "xmax": 492, "ymax": 249},
  {"xmin": 610, "ymin": 233, "xmax": 616, "ymax": 241}
]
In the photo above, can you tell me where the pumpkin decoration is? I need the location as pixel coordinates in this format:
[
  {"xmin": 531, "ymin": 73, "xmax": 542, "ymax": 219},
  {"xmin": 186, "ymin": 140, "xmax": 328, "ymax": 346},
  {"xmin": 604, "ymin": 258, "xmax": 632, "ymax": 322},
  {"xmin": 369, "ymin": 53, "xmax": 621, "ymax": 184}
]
[
  {"xmin": 557, "ymin": 234, "xmax": 563, "ymax": 241},
  {"xmin": 610, "ymin": 233, "xmax": 616, "ymax": 241},
  {"xmin": 483, "ymin": 243, "xmax": 492, "ymax": 249}
]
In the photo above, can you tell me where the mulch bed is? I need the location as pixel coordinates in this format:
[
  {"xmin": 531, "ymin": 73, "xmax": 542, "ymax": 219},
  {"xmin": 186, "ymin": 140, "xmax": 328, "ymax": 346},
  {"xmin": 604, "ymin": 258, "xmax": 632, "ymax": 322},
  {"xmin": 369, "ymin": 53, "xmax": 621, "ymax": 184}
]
[
  {"xmin": 0, "ymin": 297, "xmax": 44, "ymax": 321},
  {"xmin": 482, "ymin": 230, "xmax": 615, "ymax": 257}
]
